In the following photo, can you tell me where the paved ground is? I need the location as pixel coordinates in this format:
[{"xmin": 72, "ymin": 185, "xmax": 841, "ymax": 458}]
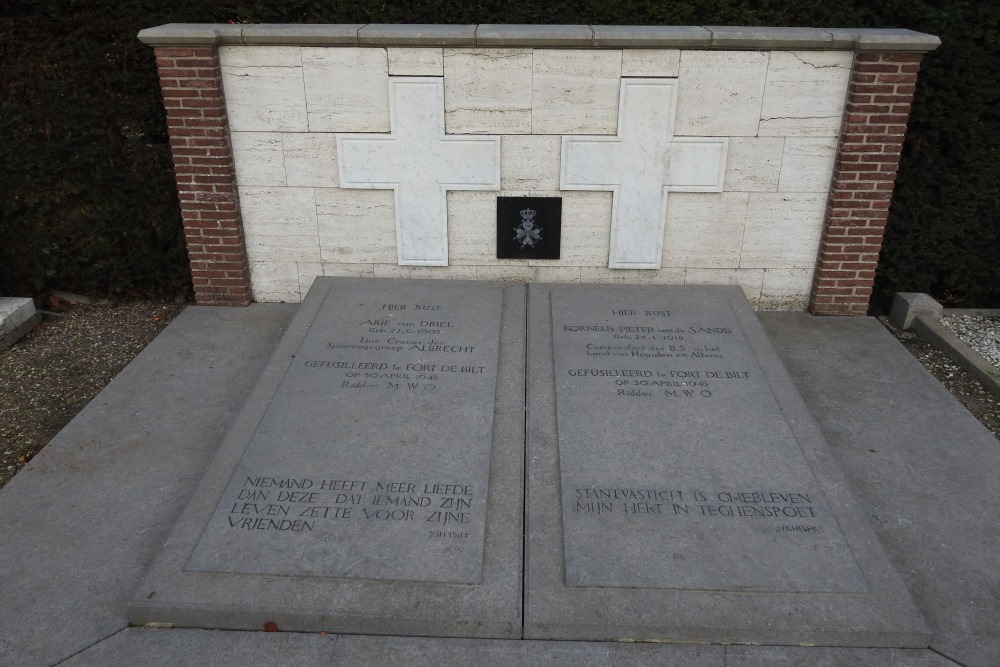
[{"xmin": 1, "ymin": 304, "xmax": 997, "ymax": 666}]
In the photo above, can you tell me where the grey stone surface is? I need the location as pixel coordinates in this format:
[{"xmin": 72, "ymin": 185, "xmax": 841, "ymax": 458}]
[
  {"xmin": 61, "ymin": 628, "xmax": 337, "ymax": 667},
  {"xmin": 241, "ymin": 23, "xmax": 365, "ymax": 45},
  {"xmin": 760, "ymin": 313, "xmax": 1000, "ymax": 667},
  {"xmin": 476, "ymin": 24, "xmax": 594, "ymax": 47},
  {"xmin": 331, "ymin": 636, "xmax": 722, "ymax": 665},
  {"xmin": 551, "ymin": 290, "xmax": 863, "ymax": 592},
  {"xmin": 890, "ymin": 292, "xmax": 943, "ymax": 331},
  {"xmin": 60, "ymin": 630, "xmax": 959, "ymax": 667},
  {"xmin": 706, "ymin": 26, "xmax": 833, "ymax": 49},
  {"xmin": 0, "ymin": 303, "xmax": 297, "ymax": 667},
  {"xmin": 849, "ymin": 28, "xmax": 942, "ymax": 51},
  {"xmin": 358, "ymin": 24, "xmax": 477, "ymax": 46},
  {"xmin": 137, "ymin": 24, "xmax": 941, "ymax": 52},
  {"xmin": 727, "ymin": 645, "xmax": 960, "ymax": 666},
  {"xmin": 0, "ymin": 296, "xmax": 39, "ymax": 350},
  {"xmin": 137, "ymin": 23, "xmax": 243, "ymax": 45},
  {"xmin": 525, "ymin": 284, "xmax": 928, "ymax": 646},
  {"xmin": 187, "ymin": 280, "xmax": 502, "ymax": 582},
  {"xmin": 826, "ymin": 29, "xmax": 865, "ymax": 50},
  {"xmin": 129, "ymin": 278, "xmax": 524, "ymax": 638},
  {"xmin": 591, "ymin": 25, "xmax": 712, "ymax": 47}
]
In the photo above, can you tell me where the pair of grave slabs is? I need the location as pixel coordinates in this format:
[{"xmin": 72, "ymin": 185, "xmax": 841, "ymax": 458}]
[{"xmin": 130, "ymin": 278, "xmax": 928, "ymax": 646}]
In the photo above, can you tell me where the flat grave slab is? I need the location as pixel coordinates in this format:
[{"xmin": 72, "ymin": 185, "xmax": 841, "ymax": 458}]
[
  {"xmin": 525, "ymin": 284, "xmax": 928, "ymax": 646},
  {"xmin": 129, "ymin": 278, "xmax": 524, "ymax": 638}
]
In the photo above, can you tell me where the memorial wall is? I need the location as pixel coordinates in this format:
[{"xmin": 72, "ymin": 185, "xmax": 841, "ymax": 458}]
[{"xmin": 139, "ymin": 25, "xmax": 940, "ymax": 315}]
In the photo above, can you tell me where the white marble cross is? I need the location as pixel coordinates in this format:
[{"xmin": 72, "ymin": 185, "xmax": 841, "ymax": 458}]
[
  {"xmin": 561, "ymin": 79, "xmax": 728, "ymax": 269},
  {"xmin": 337, "ymin": 78, "xmax": 500, "ymax": 266}
]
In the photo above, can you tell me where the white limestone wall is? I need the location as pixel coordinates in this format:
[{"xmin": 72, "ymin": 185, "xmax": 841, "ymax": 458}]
[{"xmin": 221, "ymin": 46, "xmax": 852, "ymax": 308}]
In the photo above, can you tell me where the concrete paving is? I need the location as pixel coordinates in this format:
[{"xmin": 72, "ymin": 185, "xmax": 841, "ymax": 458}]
[
  {"xmin": 1, "ymin": 304, "xmax": 995, "ymax": 666},
  {"xmin": 760, "ymin": 313, "xmax": 1000, "ymax": 667}
]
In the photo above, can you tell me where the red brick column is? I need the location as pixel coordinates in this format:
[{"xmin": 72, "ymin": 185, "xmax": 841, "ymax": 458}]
[
  {"xmin": 809, "ymin": 52, "xmax": 923, "ymax": 316},
  {"xmin": 154, "ymin": 46, "xmax": 252, "ymax": 306}
]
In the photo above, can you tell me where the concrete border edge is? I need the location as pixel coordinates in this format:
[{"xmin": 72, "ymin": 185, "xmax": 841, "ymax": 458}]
[
  {"xmin": 890, "ymin": 291, "xmax": 1000, "ymax": 400},
  {"xmin": 911, "ymin": 313, "xmax": 1000, "ymax": 401},
  {"xmin": 889, "ymin": 292, "xmax": 943, "ymax": 331},
  {"xmin": 137, "ymin": 23, "xmax": 941, "ymax": 51}
]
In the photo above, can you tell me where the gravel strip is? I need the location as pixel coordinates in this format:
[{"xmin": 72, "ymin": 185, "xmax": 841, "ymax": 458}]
[
  {"xmin": 941, "ymin": 314, "xmax": 1000, "ymax": 369},
  {"xmin": 0, "ymin": 298, "xmax": 185, "ymax": 488},
  {"xmin": 881, "ymin": 317, "xmax": 1000, "ymax": 441}
]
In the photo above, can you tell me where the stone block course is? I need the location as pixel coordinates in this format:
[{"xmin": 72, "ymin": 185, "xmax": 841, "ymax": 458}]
[
  {"xmin": 499, "ymin": 135, "xmax": 562, "ymax": 191},
  {"xmin": 476, "ymin": 24, "xmax": 594, "ymax": 47},
  {"xmin": 443, "ymin": 48, "xmax": 533, "ymax": 134},
  {"xmin": 662, "ymin": 192, "xmax": 749, "ymax": 269},
  {"xmin": 359, "ymin": 24, "xmax": 477, "ymax": 46},
  {"xmin": 706, "ymin": 26, "xmax": 833, "ymax": 49},
  {"xmin": 757, "ymin": 51, "xmax": 852, "ymax": 137},
  {"xmin": 241, "ymin": 24, "xmax": 364, "ymax": 46},
  {"xmin": 140, "ymin": 24, "xmax": 940, "ymax": 52},
  {"xmin": 530, "ymin": 50, "xmax": 622, "ymax": 134},
  {"xmin": 621, "ymin": 49, "xmax": 680, "ymax": 77},
  {"xmin": 316, "ymin": 188, "xmax": 396, "ymax": 266},
  {"xmin": 675, "ymin": 50, "xmax": 769, "ymax": 137},
  {"xmin": 302, "ymin": 48, "xmax": 389, "ymax": 132},
  {"xmin": 591, "ymin": 25, "xmax": 712, "ymax": 47},
  {"xmin": 777, "ymin": 138, "xmax": 838, "ymax": 192},
  {"xmin": 388, "ymin": 47, "xmax": 444, "ymax": 75},
  {"xmin": 218, "ymin": 46, "xmax": 308, "ymax": 132},
  {"xmin": 724, "ymin": 137, "xmax": 783, "ymax": 192}
]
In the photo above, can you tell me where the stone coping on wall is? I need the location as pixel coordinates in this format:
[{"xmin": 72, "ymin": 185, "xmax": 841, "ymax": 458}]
[{"xmin": 138, "ymin": 24, "xmax": 941, "ymax": 52}]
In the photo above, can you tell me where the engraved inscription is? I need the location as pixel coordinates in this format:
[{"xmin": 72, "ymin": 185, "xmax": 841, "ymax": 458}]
[
  {"xmin": 187, "ymin": 283, "xmax": 502, "ymax": 584},
  {"xmin": 551, "ymin": 289, "xmax": 867, "ymax": 593},
  {"xmin": 220, "ymin": 476, "xmax": 476, "ymax": 534},
  {"xmin": 572, "ymin": 487, "xmax": 821, "ymax": 524}
]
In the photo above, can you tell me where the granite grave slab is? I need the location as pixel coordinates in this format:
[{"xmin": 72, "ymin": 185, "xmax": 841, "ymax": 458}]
[
  {"xmin": 525, "ymin": 284, "xmax": 928, "ymax": 646},
  {"xmin": 129, "ymin": 278, "xmax": 524, "ymax": 637}
]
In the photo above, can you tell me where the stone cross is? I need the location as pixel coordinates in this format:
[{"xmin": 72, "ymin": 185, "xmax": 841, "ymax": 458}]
[
  {"xmin": 337, "ymin": 78, "xmax": 500, "ymax": 266},
  {"xmin": 561, "ymin": 79, "xmax": 728, "ymax": 269}
]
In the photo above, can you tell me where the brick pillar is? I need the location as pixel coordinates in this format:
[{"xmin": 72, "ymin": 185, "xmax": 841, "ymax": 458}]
[
  {"xmin": 154, "ymin": 46, "xmax": 252, "ymax": 306},
  {"xmin": 809, "ymin": 52, "xmax": 923, "ymax": 316}
]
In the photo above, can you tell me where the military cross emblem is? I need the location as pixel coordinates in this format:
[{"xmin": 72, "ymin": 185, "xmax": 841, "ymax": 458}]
[
  {"xmin": 515, "ymin": 208, "xmax": 542, "ymax": 247},
  {"xmin": 496, "ymin": 196, "xmax": 561, "ymax": 260}
]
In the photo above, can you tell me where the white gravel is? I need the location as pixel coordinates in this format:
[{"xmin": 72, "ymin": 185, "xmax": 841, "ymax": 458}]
[{"xmin": 940, "ymin": 314, "xmax": 1000, "ymax": 369}]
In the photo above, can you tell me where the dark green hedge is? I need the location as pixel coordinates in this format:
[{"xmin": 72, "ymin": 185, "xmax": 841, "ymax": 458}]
[{"xmin": 2, "ymin": 1, "xmax": 997, "ymax": 307}]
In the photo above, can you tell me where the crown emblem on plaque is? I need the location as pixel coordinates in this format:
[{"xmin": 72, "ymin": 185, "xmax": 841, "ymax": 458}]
[{"xmin": 515, "ymin": 207, "xmax": 542, "ymax": 248}]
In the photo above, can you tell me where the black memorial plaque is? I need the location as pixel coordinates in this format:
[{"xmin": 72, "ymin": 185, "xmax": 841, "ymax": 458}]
[{"xmin": 497, "ymin": 197, "xmax": 561, "ymax": 260}]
